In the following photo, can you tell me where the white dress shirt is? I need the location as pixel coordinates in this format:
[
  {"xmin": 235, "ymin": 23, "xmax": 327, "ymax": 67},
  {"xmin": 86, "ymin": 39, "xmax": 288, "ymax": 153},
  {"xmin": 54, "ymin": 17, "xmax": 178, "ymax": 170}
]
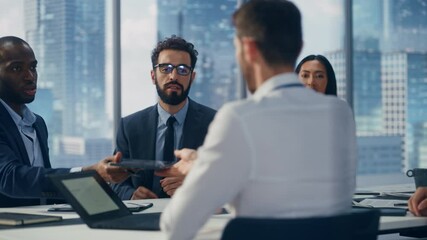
[{"xmin": 160, "ymin": 73, "xmax": 357, "ymax": 240}]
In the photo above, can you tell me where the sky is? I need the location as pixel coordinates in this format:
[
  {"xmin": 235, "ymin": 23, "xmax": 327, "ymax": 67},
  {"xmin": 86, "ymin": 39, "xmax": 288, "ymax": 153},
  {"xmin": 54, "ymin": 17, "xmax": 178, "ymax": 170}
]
[
  {"xmin": 0, "ymin": 0, "xmax": 24, "ymax": 37},
  {"xmin": 0, "ymin": 0, "xmax": 343, "ymax": 118}
]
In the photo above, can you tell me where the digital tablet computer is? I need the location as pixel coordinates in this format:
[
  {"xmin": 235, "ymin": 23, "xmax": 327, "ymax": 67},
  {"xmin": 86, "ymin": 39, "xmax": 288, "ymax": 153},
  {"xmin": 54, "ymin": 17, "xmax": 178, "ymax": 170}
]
[
  {"xmin": 110, "ymin": 159, "xmax": 175, "ymax": 170},
  {"xmin": 48, "ymin": 202, "xmax": 153, "ymax": 213},
  {"xmin": 0, "ymin": 212, "xmax": 62, "ymax": 226}
]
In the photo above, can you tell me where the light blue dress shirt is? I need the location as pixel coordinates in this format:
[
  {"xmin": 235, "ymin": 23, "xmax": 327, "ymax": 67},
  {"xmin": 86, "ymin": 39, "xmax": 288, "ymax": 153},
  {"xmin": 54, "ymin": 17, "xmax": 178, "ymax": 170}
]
[
  {"xmin": 0, "ymin": 99, "xmax": 44, "ymax": 167},
  {"xmin": 155, "ymin": 99, "xmax": 189, "ymax": 162},
  {"xmin": 152, "ymin": 99, "xmax": 189, "ymax": 194}
]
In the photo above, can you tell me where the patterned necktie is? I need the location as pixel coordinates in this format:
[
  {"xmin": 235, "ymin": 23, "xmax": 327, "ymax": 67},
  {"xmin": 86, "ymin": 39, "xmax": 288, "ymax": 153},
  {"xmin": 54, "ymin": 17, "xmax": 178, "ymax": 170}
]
[{"xmin": 163, "ymin": 116, "xmax": 176, "ymax": 162}]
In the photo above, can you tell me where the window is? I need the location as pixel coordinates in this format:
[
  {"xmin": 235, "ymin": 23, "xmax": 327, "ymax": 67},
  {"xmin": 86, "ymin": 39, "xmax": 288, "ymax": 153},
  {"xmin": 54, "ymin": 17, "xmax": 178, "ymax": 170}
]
[
  {"xmin": 121, "ymin": 0, "xmax": 239, "ymax": 114},
  {"xmin": 1, "ymin": 0, "xmax": 113, "ymax": 168},
  {"xmin": 1, "ymin": 0, "xmax": 426, "ymax": 186},
  {"xmin": 353, "ymin": 0, "xmax": 427, "ymax": 185}
]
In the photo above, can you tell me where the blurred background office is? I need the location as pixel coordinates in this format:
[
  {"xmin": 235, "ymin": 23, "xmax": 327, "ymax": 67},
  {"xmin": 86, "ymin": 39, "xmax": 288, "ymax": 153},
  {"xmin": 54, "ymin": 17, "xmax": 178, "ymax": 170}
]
[{"xmin": 0, "ymin": 0, "xmax": 426, "ymax": 186}]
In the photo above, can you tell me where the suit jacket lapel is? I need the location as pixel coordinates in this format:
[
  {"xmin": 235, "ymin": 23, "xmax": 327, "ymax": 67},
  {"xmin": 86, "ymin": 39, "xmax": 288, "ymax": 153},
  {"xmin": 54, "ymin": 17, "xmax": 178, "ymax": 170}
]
[
  {"xmin": 144, "ymin": 105, "xmax": 158, "ymax": 159},
  {"xmin": 140, "ymin": 105, "xmax": 158, "ymax": 189},
  {"xmin": 33, "ymin": 120, "xmax": 51, "ymax": 168},
  {"xmin": 0, "ymin": 103, "xmax": 31, "ymax": 165},
  {"xmin": 182, "ymin": 99, "xmax": 203, "ymax": 149}
]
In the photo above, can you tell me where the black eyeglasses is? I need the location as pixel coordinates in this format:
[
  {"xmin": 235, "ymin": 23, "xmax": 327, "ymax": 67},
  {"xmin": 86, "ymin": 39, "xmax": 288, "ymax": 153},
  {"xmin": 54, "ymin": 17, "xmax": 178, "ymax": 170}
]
[{"xmin": 154, "ymin": 63, "xmax": 192, "ymax": 76}]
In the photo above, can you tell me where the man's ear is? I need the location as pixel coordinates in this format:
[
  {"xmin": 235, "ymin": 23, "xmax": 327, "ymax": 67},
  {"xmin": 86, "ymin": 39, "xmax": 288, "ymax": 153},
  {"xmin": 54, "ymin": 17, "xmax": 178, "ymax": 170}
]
[
  {"xmin": 242, "ymin": 37, "xmax": 259, "ymax": 63},
  {"xmin": 151, "ymin": 70, "xmax": 155, "ymax": 84},
  {"xmin": 190, "ymin": 71, "xmax": 196, "ymax": 84}
]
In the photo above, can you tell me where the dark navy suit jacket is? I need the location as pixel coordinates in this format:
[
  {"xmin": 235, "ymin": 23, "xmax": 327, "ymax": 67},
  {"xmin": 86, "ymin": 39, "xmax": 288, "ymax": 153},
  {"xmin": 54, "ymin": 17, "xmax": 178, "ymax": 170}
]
[
  {"xmin": 111, "ymin": 99, "xmax": 216, "ymax": 199},
  {"xmin": 0, "ymin": 103, "xmax": 69, "ymax": 207}
]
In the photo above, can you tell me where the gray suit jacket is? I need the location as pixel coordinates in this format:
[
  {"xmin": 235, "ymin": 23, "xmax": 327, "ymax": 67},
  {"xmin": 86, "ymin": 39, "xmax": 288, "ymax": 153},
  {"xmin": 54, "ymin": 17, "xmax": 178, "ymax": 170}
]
[
  {"xmin": 0, "ymin": 103, "xmax": 70, "ymax": 207},
  {"xmin": 111, "ymin": 99, "xmax": 216, "ymax": 199}
]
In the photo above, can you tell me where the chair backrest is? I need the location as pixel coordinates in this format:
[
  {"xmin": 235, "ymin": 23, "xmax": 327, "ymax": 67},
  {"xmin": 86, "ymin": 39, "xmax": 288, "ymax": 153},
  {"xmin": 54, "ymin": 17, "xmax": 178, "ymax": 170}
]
[{"xmin": 221, "ymin": 208, "xmax": 380, "ymax": 240}]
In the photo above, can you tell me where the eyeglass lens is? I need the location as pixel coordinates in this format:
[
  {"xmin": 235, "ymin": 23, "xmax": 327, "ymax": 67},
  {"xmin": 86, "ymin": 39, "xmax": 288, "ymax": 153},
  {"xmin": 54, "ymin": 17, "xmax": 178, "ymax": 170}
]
[{"xmin": 157, "ymin": 64, "xmax": 191, "ymax": 76}]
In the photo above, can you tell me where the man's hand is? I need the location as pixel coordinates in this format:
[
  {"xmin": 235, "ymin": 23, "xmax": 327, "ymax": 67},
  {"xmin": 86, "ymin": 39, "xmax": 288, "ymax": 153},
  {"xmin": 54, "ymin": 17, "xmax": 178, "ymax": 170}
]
[
  {"xmin": 409, "ymin": 187, "xmax": 427, "ymax": 216},
  {"xmin": 160, "ymin": 176, "xmax": 185, "ymax": 197},
  {"xmin": 155, "ymin": 148, "xmax": 197, "ymax": 178},
  {"xmin": 82, "ymin": 152, "xmax": 129, "ymax": 183},
  {"xmin": 131, "ymin": 186, "xmax": 158, "ymax": 200}
]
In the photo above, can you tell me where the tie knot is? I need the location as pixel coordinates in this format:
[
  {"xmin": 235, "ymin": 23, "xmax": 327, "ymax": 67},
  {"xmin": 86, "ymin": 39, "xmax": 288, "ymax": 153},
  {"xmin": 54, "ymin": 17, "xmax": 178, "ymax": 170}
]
[{"xmin": 167, "ymin": 116, "xmax": 176, "ymax": 127}]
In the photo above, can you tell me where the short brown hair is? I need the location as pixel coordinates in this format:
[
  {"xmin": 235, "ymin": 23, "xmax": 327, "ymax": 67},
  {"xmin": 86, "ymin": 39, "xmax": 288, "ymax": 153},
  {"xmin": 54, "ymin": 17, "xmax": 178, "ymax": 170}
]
[
  {"xmin": 151, "ymin": 35, "xmax": 198, "ymax": 69},
  {"xmin": 233, "ymin": 0, "xmax": 302, "ymax": 66}
]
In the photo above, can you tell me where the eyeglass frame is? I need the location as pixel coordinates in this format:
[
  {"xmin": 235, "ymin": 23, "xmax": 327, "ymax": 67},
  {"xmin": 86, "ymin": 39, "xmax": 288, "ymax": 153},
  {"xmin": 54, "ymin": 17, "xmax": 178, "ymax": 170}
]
[{"xmin": 153, "ymin": 63, "xmax": 193, "ymax": 76}]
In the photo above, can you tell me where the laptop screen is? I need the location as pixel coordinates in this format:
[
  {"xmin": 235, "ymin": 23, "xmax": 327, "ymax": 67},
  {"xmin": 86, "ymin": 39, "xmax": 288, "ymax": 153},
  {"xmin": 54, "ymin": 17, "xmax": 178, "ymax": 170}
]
[
  {"xmin": 61, "ymin": 176, "xmax": 119, "ymax": 215},
  {"xmin": 50, "ymin": 171, "xmax": 161, "ymax": 230}
]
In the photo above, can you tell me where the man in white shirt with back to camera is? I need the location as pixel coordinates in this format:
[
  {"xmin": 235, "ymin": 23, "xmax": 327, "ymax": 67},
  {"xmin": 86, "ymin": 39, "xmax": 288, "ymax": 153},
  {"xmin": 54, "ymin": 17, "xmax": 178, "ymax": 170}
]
[{"xmin": 158, "ymin": 1, "xmax": 357, "ymax": 239}]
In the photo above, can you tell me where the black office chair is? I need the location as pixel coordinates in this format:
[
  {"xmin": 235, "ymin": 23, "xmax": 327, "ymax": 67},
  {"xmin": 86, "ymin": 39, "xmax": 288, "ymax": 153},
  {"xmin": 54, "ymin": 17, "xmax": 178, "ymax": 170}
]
[{"xmin": 221, "ymin": 208, "xmax": 380, "ymax": 240}]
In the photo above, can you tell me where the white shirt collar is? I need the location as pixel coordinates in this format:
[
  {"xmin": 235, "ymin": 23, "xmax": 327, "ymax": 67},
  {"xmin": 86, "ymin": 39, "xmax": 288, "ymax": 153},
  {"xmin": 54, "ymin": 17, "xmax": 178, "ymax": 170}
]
[{"xmin": 252, "ymin": 72, "xmax": 301, "ymax": 101}]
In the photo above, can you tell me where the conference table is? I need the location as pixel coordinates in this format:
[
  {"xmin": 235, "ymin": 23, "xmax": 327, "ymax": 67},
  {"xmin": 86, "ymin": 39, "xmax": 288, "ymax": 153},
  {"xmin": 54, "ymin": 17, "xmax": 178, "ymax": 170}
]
[
  {"xmin": 1, "ymin": 195, "xmax": 427, "ymax": 239},
  {"xmin": 0, "ymin": 199, "xmax": 230, "ymax": 240},
  {"xmin": 361, "ymin": 183, "xmax": 427, "ymax": 237}
]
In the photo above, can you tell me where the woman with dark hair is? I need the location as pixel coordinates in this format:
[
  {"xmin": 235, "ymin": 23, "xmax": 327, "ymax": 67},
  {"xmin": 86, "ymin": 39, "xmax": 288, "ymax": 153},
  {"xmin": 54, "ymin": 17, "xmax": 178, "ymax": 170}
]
[{"xmin": 295, "ymin": 54, "xmax": 337, "ymax": 96}]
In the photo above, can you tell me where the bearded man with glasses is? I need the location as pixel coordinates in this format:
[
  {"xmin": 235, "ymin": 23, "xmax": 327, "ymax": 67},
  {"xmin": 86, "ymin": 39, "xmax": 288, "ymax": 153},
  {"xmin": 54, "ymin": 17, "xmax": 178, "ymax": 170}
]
[{"xmin": 111, "ymin": 35, "xmax": 216, "ymax": 200}]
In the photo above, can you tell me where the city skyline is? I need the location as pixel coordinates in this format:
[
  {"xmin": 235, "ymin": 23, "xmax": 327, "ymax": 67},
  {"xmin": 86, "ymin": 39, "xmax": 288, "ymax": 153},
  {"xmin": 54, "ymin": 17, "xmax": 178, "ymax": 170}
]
[
  {"xmin": 3, "ymin": 0, "xmax": 426, "ymax": 175},
  {"xmin": 0, "ymin": 0, "xmax": 343, "ymax": 116},
  {"xmin": 25, "ymin": 0, "xmax": 108, "ymax": 138},
  {"xmin": 329, "ymin": 0, "xmax": 427, "ymax": 173},
  {"xmin": 24, "ymin": 0, "xmax": 111, "ymax": 167},
  {"xmin": 157, "ymin": 0, "xmax": 239, "ymax": 109}
]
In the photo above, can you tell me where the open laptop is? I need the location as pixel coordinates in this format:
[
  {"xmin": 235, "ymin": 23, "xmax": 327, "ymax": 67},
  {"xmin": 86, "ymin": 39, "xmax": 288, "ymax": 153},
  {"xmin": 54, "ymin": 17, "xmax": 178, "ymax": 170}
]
[{"xmin": 49, "ymin": 171, "xmax": 161, "ymax": 230}]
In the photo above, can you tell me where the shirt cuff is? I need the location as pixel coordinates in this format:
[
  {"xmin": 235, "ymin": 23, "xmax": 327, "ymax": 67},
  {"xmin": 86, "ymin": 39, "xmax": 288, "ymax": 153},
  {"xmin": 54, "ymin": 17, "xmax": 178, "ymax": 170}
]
[{"xmin": 70, "ymin": 167, "xmax": 83, "ymax": 173}]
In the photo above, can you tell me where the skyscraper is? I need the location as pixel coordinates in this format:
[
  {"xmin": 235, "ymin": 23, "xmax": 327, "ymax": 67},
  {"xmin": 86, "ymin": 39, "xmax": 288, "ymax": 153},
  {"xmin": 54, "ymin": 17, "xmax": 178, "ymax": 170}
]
[
  {"xmin": 350, "ymin": 0, "xmax": 427, "ymax": 170},
  {"xmin": 380, "ymin": 52, "xmax": 427, "ymax": 169},
  {"xmin": 357, "ymin": 135, "xmax": 403, "ymax": 174},
  {"xmin": 382, "ymin": 0, "xmax": 427, "ymax": 52},
  {"xmin": 353, "ymin": 0, "xmax": 382, "ymax": 51},
  {"xmin": 353, "ymin": 51, "xmax": 383, "ymax": 134},
  {"xmin": 24, "ymin": 0, "xmax": 109, "ymax": 166},
  {"xmin": 157, "ymin": 0, "xmax": 238, "ymax": 109},
  {"xmin": 328, "ymin": 50, "xmax": 403, "ymax": 175}
]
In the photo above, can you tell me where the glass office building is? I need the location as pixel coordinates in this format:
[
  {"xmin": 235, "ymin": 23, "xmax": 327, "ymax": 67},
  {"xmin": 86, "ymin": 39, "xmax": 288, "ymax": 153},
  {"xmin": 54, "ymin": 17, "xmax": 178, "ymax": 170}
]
[
  {"xmin": 404, "ymin": 53, "xmax": 427, "ymax": 168},
  {"xmin": 325, "ymin": 0, "xmax": 427, "ymax": 173},
  {"xmin": 24, "ymin": 0, "xmax": 111, "ymax": 167},
  {"xmin": 157, "ymin": 0, "xmax": 239, "ymax": 109},
  {"xmin": 353, "ymin": 0, "xmax": 427, "ymax": 170},
  {"xmin": 2, "ymin": 0, "xmax": 425, "ymax": 179},
  {"xmin": 353, "ymin": 51, "xmax": 383, "ymax": 135},
  {"xmin": 357, "ymin": 135, "xmax": 403, "ymax": 174},
  {"xmin": 382, "ymin": 0, "xmax": 427, "ymax": 53}
]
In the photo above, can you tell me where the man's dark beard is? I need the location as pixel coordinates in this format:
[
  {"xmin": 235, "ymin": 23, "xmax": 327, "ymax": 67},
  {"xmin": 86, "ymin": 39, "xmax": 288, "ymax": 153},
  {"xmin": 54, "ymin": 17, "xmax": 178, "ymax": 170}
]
[{"xmin": 155, "ymin": 79, "xmax": 192, "ymax": 105}]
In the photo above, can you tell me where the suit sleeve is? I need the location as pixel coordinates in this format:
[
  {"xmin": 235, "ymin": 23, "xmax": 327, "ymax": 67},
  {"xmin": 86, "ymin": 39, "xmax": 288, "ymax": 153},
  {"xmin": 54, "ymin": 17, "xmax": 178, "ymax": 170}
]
[
  {"xmin": 110, "ymin": 179, "xmax": 134, "ymax": 200},
  {"xmin": 110, "ymin": 118, "xmax": 135, "ymax": 200}
]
